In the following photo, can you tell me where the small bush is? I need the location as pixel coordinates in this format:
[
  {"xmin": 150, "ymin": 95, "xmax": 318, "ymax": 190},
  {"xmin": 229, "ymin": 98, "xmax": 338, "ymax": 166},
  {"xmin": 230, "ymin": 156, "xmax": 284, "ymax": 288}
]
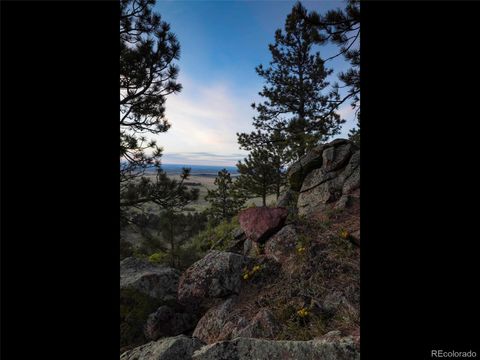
[
  {"xmin": 272, "ymin": 302, "xmax": 326, "ymax": 341},
  {"xmin": 192, "ymin": 217, "xmax": 240, "ymax": 252},
  {"xmin": 120, "ymin": 288, "xmax": 162, "ymax": 349},
  {"xmin": 148, "ymin": 252, "xmax": 168, "ymax": 264}
]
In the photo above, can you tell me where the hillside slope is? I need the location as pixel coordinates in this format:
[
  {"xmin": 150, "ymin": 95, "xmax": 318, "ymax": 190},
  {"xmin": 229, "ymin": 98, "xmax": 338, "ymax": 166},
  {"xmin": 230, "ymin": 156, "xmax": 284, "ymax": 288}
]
[{"xmin": 120, "ymin": 138, "xmax": 360, "ymax": 359}]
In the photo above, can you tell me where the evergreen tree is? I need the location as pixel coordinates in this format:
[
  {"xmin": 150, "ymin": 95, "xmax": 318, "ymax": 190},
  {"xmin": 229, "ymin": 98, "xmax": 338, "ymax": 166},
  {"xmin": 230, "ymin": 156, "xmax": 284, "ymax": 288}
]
[
  {"xmin": 120, "ymin": 0, "xmax": 181, "ymax": 185},
  {"xmin": 236, "ymin": 149, "xmax": 278, "ymax": 206},
  {"xmin": 205, "ymin": 169, "xmax": 246, "ymax": 223},
  {"xmin": 158, "ymin": 211, "xmax": 206, "ymax": 268},
  {"xmin": 251, "ymin": 2, "xmax": 345, "ymax": 160},
  {"xmin": 120, "ymin": 0, "xmax": 197, "ymax": 224},
  {"xmin": 309, "ymin": 0, "xmax": 360, "ymax": 141},
  {"xmin": 237, "ymin": 130, "xmax": 288, "ymax": 199},
  {"xmin": 120, "ymin": 166, "xmax": 199, "ymax": 226},
  {"xmin": 348, "ymin": 114, "xmax": 360, "ymax": 146}
]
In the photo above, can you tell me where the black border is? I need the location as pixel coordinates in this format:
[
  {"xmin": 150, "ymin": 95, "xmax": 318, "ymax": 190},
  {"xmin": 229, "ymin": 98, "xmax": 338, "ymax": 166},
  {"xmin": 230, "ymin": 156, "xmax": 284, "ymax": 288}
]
[
  {"xmin": 362, "ymin": 1, "xmax": 480, "ymax": 359},
  {"xmin": 1, "ymin": 1, "xmax": 119, "ymax": 358},
  {"xmin": 2, "ymin": 1, "xmax": 480, "ymax": 359}
]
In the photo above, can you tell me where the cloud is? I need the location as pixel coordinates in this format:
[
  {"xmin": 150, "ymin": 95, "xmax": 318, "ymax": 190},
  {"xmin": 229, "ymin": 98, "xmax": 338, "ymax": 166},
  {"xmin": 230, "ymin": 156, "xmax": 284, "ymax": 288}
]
[
  {"xmin": 162, "ymin": 151, "xmax": 247, "ymax": 166},
  {"xmin": 336, "ymin": 103, "xmax": 358, "ymax": 139},
  {"xmin": 152, "ymin": 72, "xmax": 359, "ymax": 165},
  {"xmin": 151, "ymin": 73, "xmax": 255, "ymax": 165}
]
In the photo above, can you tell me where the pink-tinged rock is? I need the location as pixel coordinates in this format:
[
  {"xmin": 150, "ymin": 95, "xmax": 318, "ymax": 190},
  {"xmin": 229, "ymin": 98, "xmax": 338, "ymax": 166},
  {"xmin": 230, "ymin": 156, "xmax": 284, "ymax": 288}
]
[{"xmin": 238, "ymin": 207, "xmax": 288, "ymax": 243}]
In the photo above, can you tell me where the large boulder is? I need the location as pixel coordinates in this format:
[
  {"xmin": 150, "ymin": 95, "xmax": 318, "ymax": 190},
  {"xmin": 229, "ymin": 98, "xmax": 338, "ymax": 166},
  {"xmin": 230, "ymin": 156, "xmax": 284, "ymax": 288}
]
[
  {"xmin": 193, "ymin": 297, "xmax": 278, "ymax": 344},
  {"xmin": 178, "ymin": 251, "xmax": 251, "ymax": 306},
  {"xmin": 193, "ymin": 298, "xmax": 279, "ymax": 344},
  {"xmin": 297, "ymin": 148, "xmax": 360, "ymax": 216},
  {"xmin": 342, "ymin": 151, "xmax": 360, "ymax": 194},
  {"xmin": 231, "ymin": 309, "xmax": 279, "ymax": 340},
  {"xmin": 192, "ymin": 297, "xmax": 236, "ymax": 343},
  {"xmin": 192, "ymin": 336, "xmax": 360, "ymax": 360},
  {"xmin": 120, "ymin": 257, "xmax": 180, "ymax": 302},
  {"xmin": 264, "ymin": 225, "xmax": 298, "ymax": 263},
  {"xmin": 238, "ymin": 207, "xmax": 288, "ymax": 243},
  {"xmin": 120, "ymin": 335, "xmax": 204, "ymax": 360},
  {"xmin": 321, "ymin": 142, "xmax": 356, "ymax": 173},
  {"xmin": 144, "ymin": 305, "xmax": 198, "ymax": 341},
  {"xmin": 287, "ymin": 138, "xmax": 351, "ymax": 191}
]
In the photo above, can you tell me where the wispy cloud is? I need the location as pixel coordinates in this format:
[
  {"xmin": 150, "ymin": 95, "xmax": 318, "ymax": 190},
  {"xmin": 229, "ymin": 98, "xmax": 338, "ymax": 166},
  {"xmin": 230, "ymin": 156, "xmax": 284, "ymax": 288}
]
[
  {"xmin": 154, "ymin": 72, "xmax": 358, "ymax": 166},
  {"xmin": 151, "ymin": 72, "xmax": 255, "ymax": 165},
  {"xmin": 162, "ymin": 151, "xmax": 247, "ymax": 166},
  {"xmin": 336, "ymin": 103, "xmax": 358, "ymax": 139}
]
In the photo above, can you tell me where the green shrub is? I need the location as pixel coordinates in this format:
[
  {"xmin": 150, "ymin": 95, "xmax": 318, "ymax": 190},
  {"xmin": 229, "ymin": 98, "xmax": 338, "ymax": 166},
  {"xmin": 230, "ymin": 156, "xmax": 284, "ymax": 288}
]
[
  {"xmin": 120, "ymin": 288, "xmax": 162, "ymax": 349},
  {"xmin": 148, "ymin": 252, "xmax": 168, "ymax": 264},
  {"xmin": 191, "ymin": 217, "xmax": 240, "ymax": 252}
]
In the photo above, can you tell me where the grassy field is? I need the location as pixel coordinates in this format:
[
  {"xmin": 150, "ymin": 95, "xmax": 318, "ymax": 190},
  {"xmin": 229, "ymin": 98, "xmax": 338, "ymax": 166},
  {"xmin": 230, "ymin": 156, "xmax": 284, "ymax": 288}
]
[{"xmin": 142, "ymin": 173, "xmax": 278, "ymax": 213}]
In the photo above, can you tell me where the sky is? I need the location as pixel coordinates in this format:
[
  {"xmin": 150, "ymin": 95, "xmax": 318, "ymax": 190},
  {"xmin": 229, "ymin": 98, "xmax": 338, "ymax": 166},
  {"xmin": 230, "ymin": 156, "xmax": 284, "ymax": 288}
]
[{"xmin": 153, "ymin": 0, "xmax": 357, "ymax": 166}]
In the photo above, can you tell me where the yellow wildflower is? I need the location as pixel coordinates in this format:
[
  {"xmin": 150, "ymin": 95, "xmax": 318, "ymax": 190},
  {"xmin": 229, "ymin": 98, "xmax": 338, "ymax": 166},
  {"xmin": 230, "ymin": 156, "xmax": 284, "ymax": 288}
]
[
  {"xmin": 297, "ymin": 307, "xmax": 309, "ymax": 317},
  {"xmin": 297, "ymin": 246, "xmax": 306, "ymax": 254},
  {"xmin": 252, "ymin": 265, "xmax": 261, "ymax": 272},
  {"xmin": 340, "ymin": 230, "xmax": 350, "ymax": 239},
  {"xmin": 243, "ymin": 273, "xmax": 249, "ymax": 280}
]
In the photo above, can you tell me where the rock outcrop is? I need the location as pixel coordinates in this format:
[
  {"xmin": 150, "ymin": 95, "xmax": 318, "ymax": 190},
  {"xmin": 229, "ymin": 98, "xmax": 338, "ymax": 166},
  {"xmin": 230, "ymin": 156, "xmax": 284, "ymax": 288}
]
[
  {"xmin": 287, "ymin": 138, "xmax": 351, "ymax": 191},
  {"xmin": 277, "ymin": 189, "xmax": 299, "ymax": 217},
  {"xmin": 264, "ymin": 224, "xmax": 298, "ymax": 263},
  {"xmin": 238, "ymin": 207, "xmax": 288, "ymax": 243},
  {"xmin": 120, "ymin": 139, "xmax": 360, "ymax": 356},
  {"xmin": 120, "ymin": 335, "xmax": 204, "ymax": 360},
  {"xmin": 231, "ymin": 308, "xmax": 279, "ymax": 339},
  {"xmin": 120, "ymin": 257, "xmax": 180, "ymax": 301},
  {"xmin": 192, "ymin": 336, "xmax": 360, "ymax": 360},
  {"xmin": 144, "ymin": 305, "xmax": 198, "ymax": 341},
  {"xmin": 178, "ymin": 251, "xmax": 251, "ymax": 306},
  {"xmin": 192, "ymin": 297, "xmax": 237, "ymax": 343},
  {"xmin": 192, "ymin": 297, "xmax": 279, "ymax": 344},
  {"xmin": 294, "ymin": 140, "xmax": 360, "ymax": 216}
]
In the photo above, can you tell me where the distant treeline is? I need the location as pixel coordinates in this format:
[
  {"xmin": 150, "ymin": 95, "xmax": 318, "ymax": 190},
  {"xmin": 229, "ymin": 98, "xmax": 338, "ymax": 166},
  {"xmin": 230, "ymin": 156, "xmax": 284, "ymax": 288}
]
[{"xmin": 183, "ymin": 182, "xmax": 202, "ymax": 186}]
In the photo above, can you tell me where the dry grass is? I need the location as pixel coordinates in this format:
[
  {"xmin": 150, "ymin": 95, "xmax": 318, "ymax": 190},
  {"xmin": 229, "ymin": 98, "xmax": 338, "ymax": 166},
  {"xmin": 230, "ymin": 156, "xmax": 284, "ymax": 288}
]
[{"xmin": 214, "ymin": 200, "xmax": 360, "ymax": 341}]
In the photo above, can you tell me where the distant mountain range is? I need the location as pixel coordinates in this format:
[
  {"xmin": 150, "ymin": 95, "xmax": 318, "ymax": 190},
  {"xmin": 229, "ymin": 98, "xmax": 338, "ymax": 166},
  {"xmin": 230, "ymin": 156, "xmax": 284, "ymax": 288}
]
[{"xmin": 152, "ymin": 163, "xmax": 238, "ymax": 176}]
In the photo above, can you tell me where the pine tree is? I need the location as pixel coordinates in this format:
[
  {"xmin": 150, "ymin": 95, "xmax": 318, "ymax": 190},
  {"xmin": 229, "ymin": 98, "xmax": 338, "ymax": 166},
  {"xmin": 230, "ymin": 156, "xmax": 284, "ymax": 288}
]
[
  {"xmin": 205, "ymin": 169, "xmax": 246, "ymax": 223},
  {"xmin": 236, "ymin": 149, "xmax": 278, "ymax": 207},
  {"xmin": 251, "ymin": 1, "xmax": 345, "ymax": 160},
  {"xmin": 120, "ymin": 0, "xmax": 181, "ymax": 185},
  {"xmin": 158, "ymin": 211, "xmax": 206, "ymax": 268},
  {"xmin": 237, "ymin": 130, "xmax": 288, "ymax": 199},
  {"xmin": 120, "ymin": 0, "xmax": 197, "ymax": 223},
  {"xmin": 309, "ymin": 0, "xmax": 360, "ymax": 142}
]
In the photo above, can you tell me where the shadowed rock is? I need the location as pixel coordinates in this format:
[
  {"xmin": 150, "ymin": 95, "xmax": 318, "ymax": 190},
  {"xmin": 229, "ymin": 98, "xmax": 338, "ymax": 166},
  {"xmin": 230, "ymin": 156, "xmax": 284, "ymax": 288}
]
[
  {"xmin": 287, "ymin": 138, "xmax": 351, "ymax": 191},
  {"xmin": 178, "ymin": 251, "xmax": 251, "ymax": 306},
  {"xmin": 120, "ymin": 335, "xmax": 204, "ymax": 360},
  {"xmin": 193, "ymin": 298, "xmax": 279, "ymax": 344},
  {"xmin": 144, "ymin": 305, "xmax": 198, "ymax": 341},
  {"xmin": 264, "ymin": 225, "xmax": 298, "ymax": 263},
  {"xmin": 192, "ymin": 336, "xmax": 360, "ymax": 360},
  {"xmin": 120, "ymin": 257, "xmax": 180, "ymax": 302},
  {"xmin": 297, "ymin": 148, "xmax": 360, "ymax": 216}
]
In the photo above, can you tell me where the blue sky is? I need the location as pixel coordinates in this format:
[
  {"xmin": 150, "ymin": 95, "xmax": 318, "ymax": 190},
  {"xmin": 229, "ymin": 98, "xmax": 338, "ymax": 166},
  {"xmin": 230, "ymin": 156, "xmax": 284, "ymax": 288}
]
[{"xmin": 153, "ymin": 0, "xmax": 357, "ymax": 166}]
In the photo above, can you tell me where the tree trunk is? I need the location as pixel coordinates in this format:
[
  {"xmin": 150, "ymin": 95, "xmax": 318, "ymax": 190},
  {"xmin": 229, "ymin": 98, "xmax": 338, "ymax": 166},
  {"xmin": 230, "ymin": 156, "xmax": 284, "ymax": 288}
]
[
  {"xmin": 276, "ymin": 176, "xmax": 281, "ymax": 199},
  {"xmin": 169, "ymin": 221, "xmax": 175, "ymax": 268}
]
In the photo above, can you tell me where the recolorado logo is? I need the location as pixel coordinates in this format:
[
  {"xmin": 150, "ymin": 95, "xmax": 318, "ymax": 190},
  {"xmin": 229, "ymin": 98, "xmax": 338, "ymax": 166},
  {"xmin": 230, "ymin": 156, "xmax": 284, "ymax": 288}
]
[{"xmin": 431, "ymin": 350, "xmax": 477, "ymax": 358}]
